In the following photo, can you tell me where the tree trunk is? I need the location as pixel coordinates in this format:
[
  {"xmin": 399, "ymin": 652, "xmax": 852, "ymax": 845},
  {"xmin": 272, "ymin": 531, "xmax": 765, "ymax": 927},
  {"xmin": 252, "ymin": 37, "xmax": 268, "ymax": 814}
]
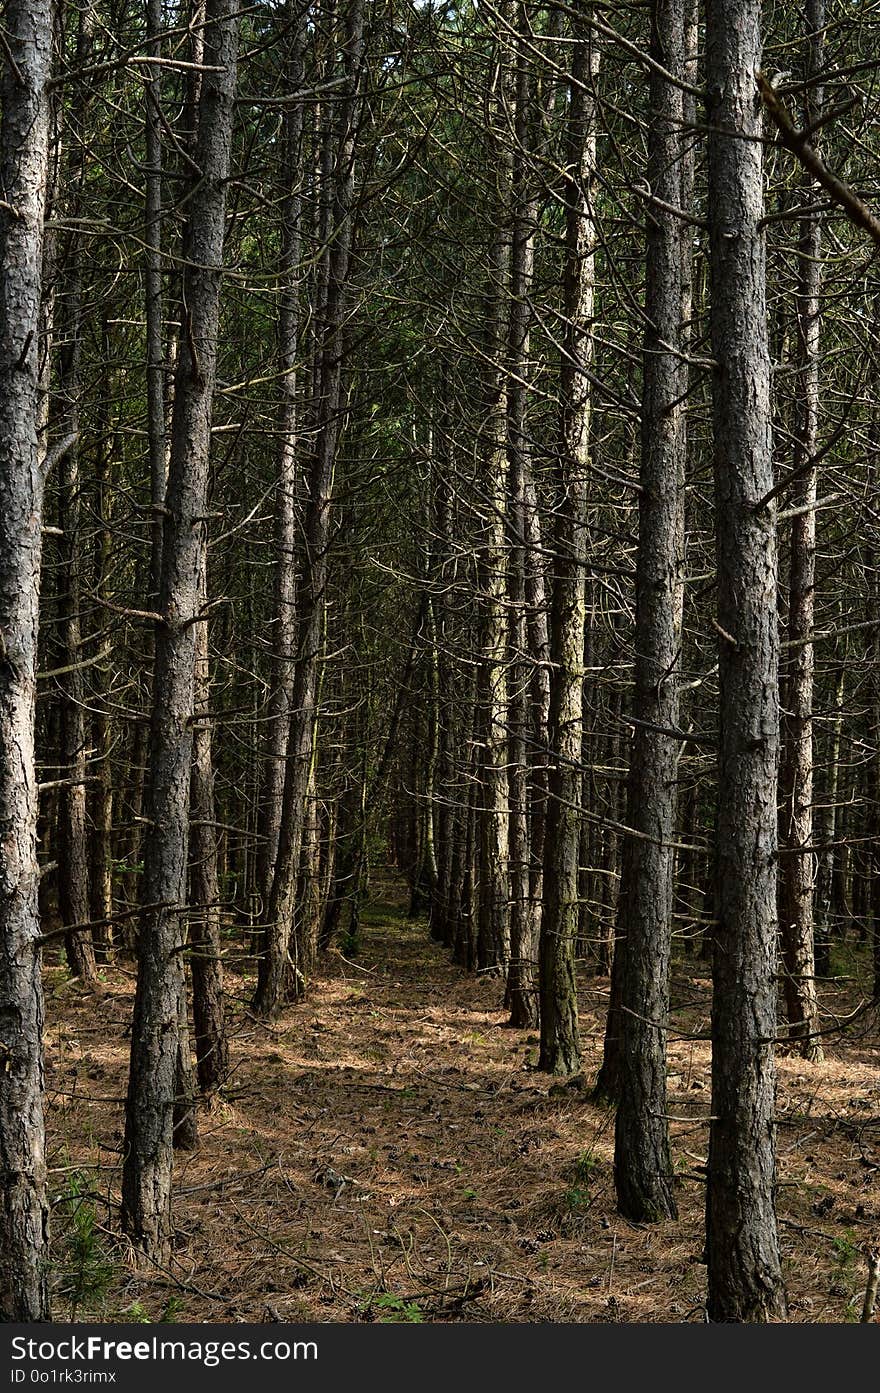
[
  {"xmin": 505, "ymin": 7, "xmax": 539, "ymax": 1028},
  {"xmin": 705, "ymin": 0, "xmax": 787, "ymax": 1321},
  {"xmin": 539, "ymin": 15, "xmax": 599, "ymax": 1075},
  {"xmin": 476, "ymin": 142, "xmax": 512, "ymax": 972},
  {"xmin": 0, "ymin": 0, "xmax": 54, "ymax": 1322},
  {"xmin": 257, "ymin": 6, "xmax": 306, "ymax": 907},
  {"xmin": 189, "ymin": 556, "xmax": 228, "ymax": 1097},
  {"xmin": 121, "ymin": 0, "xmax": 239, "ymax": 1261},
  {"xmin": 613, "ymin": 0, "xmax": 686, "ymax": 1223},
  {"xmin": 779, "ymin": 0, "xmax": 824, "ymax": 1062}
]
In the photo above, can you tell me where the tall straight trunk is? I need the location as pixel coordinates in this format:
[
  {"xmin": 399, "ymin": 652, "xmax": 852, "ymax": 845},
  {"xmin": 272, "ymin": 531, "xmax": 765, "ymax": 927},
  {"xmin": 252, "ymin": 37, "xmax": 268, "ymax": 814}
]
[
  {"xmin": 476, "ymin": 28, "xmax": 513, "ymax": 973},
  {"xmin": 257, "ymin": 7, "xmax": 306, "ymax": 906},
  {"xmin": 523, "ymin": 464, "xmax": 550, "ymax": 959},
  {"xmin": 189, "ymin": 556, "xmax": 228, "ymax": 1096},
  {"xmin": 56, "ymin": 375, "xmax": 96, "ymax": 982},
  {"xmin": 255, "ymin": 0, "xmax": 365, "ymax": 1017},
  {"xmin": 476, "ymin": 287, "xmax": 511, "ymax": 974},
  {"xmin": 0, "ymin": 0, "xmax": 53, "ymax": 1322},
  {"xmin": 430, "ymin": 425, "xmax": 456, "ymax": 945},
  {"xmin": 613, "ymin": 0, "xmax": 686, "ymax": 1223},
  {"xmin": 54, "ymin": 9, "xmax": 97, "ymax": 980},
  {"xmin": 121, "ymin": 0, "xmax": 239, "ymax": 1261},
  {"xmin": 539, "ymin": 15, "xmax": 598, "ymax": 1075},
  {"xmin": 779, "ymin": 0, "xmax": 824, "ymax": 1062},
  {"xmin": 89, "ymin": 323, "xmax": 114, "ymax": 958},
  {"xmin": 296, "ymin": 766, "xmax": 323, "ymax": 971},
  {"xmin": 866, "ymin": 458, "xmax": 880, "ymax": 1000},
  {"xmin": 814, "ymin": 663, "xmax": 844, "ymax": 973},
  {"xmin": 871, "ymin": 603, "xmax": 880, "ymax": 1000},
  {"xmin": 145, "ymin": 0, "xmax": 166, "ymax": 602},
  {"xmin": 506, "ymin": 6, "xmax": 539, "ymax": 1026},
  {"xmin": 705, "ymin": 0, "xmax": 787, "ymax": 1321}
]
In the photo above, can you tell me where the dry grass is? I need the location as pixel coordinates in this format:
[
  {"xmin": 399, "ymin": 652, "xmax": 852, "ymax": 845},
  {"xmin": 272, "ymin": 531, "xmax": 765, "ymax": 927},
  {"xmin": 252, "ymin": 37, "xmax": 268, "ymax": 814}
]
[{"xmin": 42, "ymin": 886, "xmax": 880, "ymax": 1324}]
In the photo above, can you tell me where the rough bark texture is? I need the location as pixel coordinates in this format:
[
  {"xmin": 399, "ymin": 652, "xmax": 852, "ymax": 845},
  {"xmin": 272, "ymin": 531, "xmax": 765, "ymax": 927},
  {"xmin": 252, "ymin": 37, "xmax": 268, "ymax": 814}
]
[
  {"xmin": 189, "ymin": 558, "xmax": 228, "ymax": 1097},
  {"xmin": 0, "ymin": 0, "xmax": 54, "ymax": 1322},
  {"xmin": 539, "ymin": 19, "xmax": 598, "ymax": 1076},
  {"xmin": 476, "ymin": 224, "xmax": 511, "ymax": 974},
  {"xmin": 613, "ymin": 0, "xmax": 686, "ymax": 1223},
  {"xmin": 145, "ymin": 0, "xmax": 166, "ymax": 603},
  {"xmin": 505, "ymin": 8, "xmax": 539, "ymax": 1028},
  {"xmin": 121, "ymin": 0, "xmax": 239, "ymax": 1260},
  {"xmin": 54, "ymin": 22, "xmax": 97, "ymax": 980},
  {"xmin": 779, "ymin": 0, "xmax": 824, "ymax": 1062},
  {"xmin": 89, "ymin": 366, "xmax": 114, "ymax": 958},
  {"xmin": 257, "ymin": 6, "xmax": 306, "ymax": 907},
  {"xmin": 705, "ymin": 0, "xmax": 788, "ymax": 1322}
]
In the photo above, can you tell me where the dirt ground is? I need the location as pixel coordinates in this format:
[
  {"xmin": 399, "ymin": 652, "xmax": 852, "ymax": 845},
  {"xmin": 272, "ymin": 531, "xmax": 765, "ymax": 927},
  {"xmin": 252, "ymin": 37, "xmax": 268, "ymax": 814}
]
[{"xmin": 42, "ymin": 885, "xmax": 880, "ymax": 1324}]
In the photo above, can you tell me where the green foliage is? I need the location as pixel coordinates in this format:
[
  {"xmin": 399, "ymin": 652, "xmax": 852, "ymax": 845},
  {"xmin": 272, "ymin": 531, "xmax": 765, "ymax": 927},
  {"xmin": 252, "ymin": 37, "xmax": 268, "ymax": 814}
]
[
  {"xmin": 372, "ymin": 1293, "xmax": 424, "ymax": 1323},
  {"xmin": 832, "ymin": 1229, "xmax": 859, "ymax": 1271},
  {"xmin": 360, "ymin": 1290, "xmax": 424, "ymax": 1323},
  {"xmin": 160, "ymin": 1295, "xmax": 185, "ymax": 1322},
  {"xmin": 572, "ymin": 1151, "xmax": 600, "ymax": 1187},
  {"xmin": 120, "ymin": 1301, "xmax": 152, "ymax": 1324},
  {"xmin": 52, "ymin": 1171, "xmax": 115, "ymax": 1319},
  {"xmin": 115, "ymin": 1294, "xmax": 185, "ymax": 1324}
]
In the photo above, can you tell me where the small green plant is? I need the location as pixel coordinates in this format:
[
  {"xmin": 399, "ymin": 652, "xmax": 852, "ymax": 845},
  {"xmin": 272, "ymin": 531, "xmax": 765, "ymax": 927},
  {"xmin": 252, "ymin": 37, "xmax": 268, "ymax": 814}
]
[
  {"xmin": 564, "ymin": 1184, "xmax": 593, "ymax": 1216},
  {"xmin": 832, "ymin": 1230, "xmax": 859, "ymax": 1272},
  {"xmin": 372, "ymin": 1293, "xmax": 424, "ymax": 1323},
  {"xmin": 360, "ymin": 1291, "xmax": 424, "ymax": 1323},
  {"xmin": 120, "ymin": 1301, "xmax": 152, "ymax": 1324},
  {"xmin": 160, "ymin": 1295, "xmax": 185, "ymax": 1322},
  {"xmin": 53, "ymin": 1171, "xmax": 115, "ymax": 1319},
  {"xmin": 462, "ymin": 1187, "xmax": 478, "ymax": 1201},
  {"xmin": 572, "ymin": 1151, "xmax": 599, "ymax": 1186}
]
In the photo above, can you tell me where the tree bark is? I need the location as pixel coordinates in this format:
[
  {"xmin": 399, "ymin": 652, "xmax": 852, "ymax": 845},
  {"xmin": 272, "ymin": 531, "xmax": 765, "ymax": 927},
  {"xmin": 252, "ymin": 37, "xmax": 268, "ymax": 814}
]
[
  {"xmin": 779, "ymin": 0, "xmax": 824, "ymax": 1062},
  {"xmin": 189, "ymin": 556, "xmax": 228, "ymax": 1097},
  {"xmin": 539, "ymin": 15, "xmax": 598, "ymax": 1075},
  {"xmin": 257, "ymin": 5, "xmax": 306, "ymax": 908},
  {"xmin": 54, "ymin": 7, "xmax": 98, "ymax": 981},
  {"xmin": 705, "ymin": 0, "xmax": 787, "ymax": 1321},
  {"xmin": 0, "ymin": 0, "xmax": 54, "ymax": 1322},
  {"xmin": 613, "ymin": 0, "xmax": 686, "ymax": 1223},
  {"xmin": 121, "ymin": 0, "xmax": 239, "ymax": 1261},
  {"xmin": 505, "ymin": 4, "xmax": 539, "ymax": 1028}
]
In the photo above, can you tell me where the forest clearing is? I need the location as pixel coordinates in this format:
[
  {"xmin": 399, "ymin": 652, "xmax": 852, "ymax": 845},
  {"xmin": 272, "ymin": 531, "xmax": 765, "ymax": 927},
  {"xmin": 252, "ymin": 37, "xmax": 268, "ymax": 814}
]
[{"xmin": 42, "ymin": 880, "xmax": 880, "ymax": 1324}]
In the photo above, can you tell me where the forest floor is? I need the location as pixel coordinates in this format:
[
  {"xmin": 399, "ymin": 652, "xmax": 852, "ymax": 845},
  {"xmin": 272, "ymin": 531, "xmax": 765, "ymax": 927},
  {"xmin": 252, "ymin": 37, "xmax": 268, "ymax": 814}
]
[{"xmin": 43, "ymin": 878, "xmax": 880, "ymax": 1324}]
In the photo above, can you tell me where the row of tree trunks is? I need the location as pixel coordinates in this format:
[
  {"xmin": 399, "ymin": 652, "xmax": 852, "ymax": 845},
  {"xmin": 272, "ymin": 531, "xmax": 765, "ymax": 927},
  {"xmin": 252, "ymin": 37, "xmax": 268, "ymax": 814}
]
[{"xmin": 255, "ymin": 0, "xmax": 366, "ymax": 1017}]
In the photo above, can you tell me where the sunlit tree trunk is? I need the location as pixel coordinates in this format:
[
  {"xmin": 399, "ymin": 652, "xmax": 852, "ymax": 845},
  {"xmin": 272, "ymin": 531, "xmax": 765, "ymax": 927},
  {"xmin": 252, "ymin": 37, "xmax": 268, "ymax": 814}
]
[{"xmin": 0, "ymin": 0, "xmax": 54, "ymax": 1322}]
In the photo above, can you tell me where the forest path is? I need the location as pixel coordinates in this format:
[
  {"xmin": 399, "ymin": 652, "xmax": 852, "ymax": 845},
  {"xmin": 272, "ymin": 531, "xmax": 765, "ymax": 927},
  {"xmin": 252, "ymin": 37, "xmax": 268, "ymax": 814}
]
[{"xmin": 43, "ymin": 889, "xmax": 880, "ymax": 1323}]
